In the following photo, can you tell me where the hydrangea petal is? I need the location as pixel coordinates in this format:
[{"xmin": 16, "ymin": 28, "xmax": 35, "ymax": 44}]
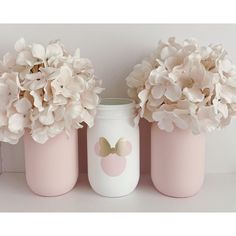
[
  {"xmin": 32, "ymin": 127, "xmax": 49, "ymax": 144},
  {"xmin": 8, "ymin": 113, "xmax": 25, "ymax": 133},
  {"xmin": 15, "ymin": 38, "xmax": 26, "ymax": 52},
  {"xmin": 32, "ymin": 43, "xmax": 46, "ymax": 60},
  {"xmin": 30, "ymin": 90, "xmax": 44, "ymax": 112},
  {"xmin": 14, "ymin": 97, "xmax": 32, "ymax": 114},
  {"xmin": 165, "ymin": 84, "xmax": 181, "ymax": 101},
  {"xmin": 151, "ymin": 85, "xmax": 165, "ymax": 99},
  {"xmin": 183, "ymin": 87, "xmax": 204, "ymax": 102},
  {"xmin": 16, "ymin": 50, "xmax": 36, "ymax": 66},
  {"xmin": 81, "ymin": 91, "xmax": 99, "ymax": 109},
  {"xmin": 46, "ymin": 43, "xmax": 63, "ymax": 59},
  {"xmin": 39, "ymin": 107, "xmax": 54, "ymax": 125},
  {"xmin": 3, "ymin": 52, "xmax": 15, "ymax": 68}
]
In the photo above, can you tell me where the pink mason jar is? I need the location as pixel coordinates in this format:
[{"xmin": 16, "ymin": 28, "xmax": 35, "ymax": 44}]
[
  {"xmin": 151, "ymin": 124, "xmax": 205, "ymax": 198},
  {"xmin": 24, "ymin": 130, "xmax": 78, "ymax": 196}
]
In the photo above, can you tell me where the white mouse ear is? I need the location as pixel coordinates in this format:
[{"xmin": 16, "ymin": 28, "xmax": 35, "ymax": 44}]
[{"xmin": 116, "ymin": 138, "xmax": 132, "ymax": 157}]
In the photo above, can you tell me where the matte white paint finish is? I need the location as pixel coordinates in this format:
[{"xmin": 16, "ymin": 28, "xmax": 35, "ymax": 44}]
[
  {"xmin": 0, "ymin": 24, "xmax": 236, "ymax": 173},
  {"xmin": 87, "ymin": 99, "xmax": 140, "ymax": 197},
  {"xmin": 0, "ymin": 173, "xmax": 236, "ymax": 212}
]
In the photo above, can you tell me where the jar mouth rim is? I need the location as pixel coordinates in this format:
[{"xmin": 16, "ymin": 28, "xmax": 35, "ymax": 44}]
[{"xmin": 98, "ymin": 98, "xmax": 134, "ymax": 109}]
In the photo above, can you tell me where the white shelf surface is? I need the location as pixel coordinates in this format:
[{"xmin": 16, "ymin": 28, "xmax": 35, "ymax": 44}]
[{"xmin": 0, "ymin": 173, "xmax": 236, "ymax": 212}]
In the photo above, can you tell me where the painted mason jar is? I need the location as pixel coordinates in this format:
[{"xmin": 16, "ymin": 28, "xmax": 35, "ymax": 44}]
[
  {"xmin": 24, "ymin": 130, "xmax": 79, "ymax": 197},
  {"xmin": 151, "ymin": 125, "xmax": 205, "ymax": 198},
  {"xmin": 87, "ymin": 98, "xmax": 140, "ymax": 197}
]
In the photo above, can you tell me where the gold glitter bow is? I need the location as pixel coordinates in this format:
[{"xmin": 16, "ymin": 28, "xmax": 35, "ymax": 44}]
[{"xmin": 97, "ymin": 137, "xmax": 131, "ymax": 157}]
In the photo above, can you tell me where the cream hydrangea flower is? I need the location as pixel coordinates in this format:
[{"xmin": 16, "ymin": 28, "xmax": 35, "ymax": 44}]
[
  {"xmin": 0, "ymin": 38, "xmax": 103, "ymax": 144},
  {"xmin": 126, "ymin": 37, "xmax": 236, "ymax": 133},
  {"xmin": 0, "ymin": 53, "xmax": 16, "ymax": 74}
]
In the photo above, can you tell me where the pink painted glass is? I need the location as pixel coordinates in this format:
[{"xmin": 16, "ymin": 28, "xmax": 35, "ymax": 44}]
[
  {"xmin": 24, "ymin": 130, "xmax": 78, "ymax": 197},
  {"xmin": 151, "ymin": 124, "xmax": 205, "ymax": 198}
]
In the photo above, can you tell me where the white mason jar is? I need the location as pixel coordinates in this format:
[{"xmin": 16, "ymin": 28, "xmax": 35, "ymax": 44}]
[{"xmin": 87, "ymin": 98, "xmax": 140, "ymax": 197}]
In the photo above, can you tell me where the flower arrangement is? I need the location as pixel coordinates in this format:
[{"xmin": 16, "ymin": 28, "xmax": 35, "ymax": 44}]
[
  {"xmin": 0, "ymin": 38, "xmax": 103, "ymax": 144},
  {"xmin": 126, "ymin": 37, "xmax": 236, "ymax": 133}
]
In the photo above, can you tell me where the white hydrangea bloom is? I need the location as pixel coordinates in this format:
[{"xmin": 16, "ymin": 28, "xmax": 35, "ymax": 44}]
[
  {"xmin": 126, "ymin": 37, "xmax": 236, "ymax": 133},
  {"xmin": 0, "ymin": 38, "xmax": 103, "ymax": 144}
]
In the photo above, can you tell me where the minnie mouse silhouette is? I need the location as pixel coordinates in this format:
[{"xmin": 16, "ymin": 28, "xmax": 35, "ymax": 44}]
[{"xmin": 94, "ymin": 137, "xmax": 132, "ymax": 176}]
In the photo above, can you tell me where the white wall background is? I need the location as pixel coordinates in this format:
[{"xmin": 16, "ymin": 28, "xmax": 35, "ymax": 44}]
[{"xmin": 0, "ymin": 24, "xmax": 236, "ymax": 174}]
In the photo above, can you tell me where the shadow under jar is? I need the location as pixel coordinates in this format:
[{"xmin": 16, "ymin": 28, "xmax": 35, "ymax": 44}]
[{"xmin": 87, "ymin": 98, "xmax": 140, "ymax": 197}]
